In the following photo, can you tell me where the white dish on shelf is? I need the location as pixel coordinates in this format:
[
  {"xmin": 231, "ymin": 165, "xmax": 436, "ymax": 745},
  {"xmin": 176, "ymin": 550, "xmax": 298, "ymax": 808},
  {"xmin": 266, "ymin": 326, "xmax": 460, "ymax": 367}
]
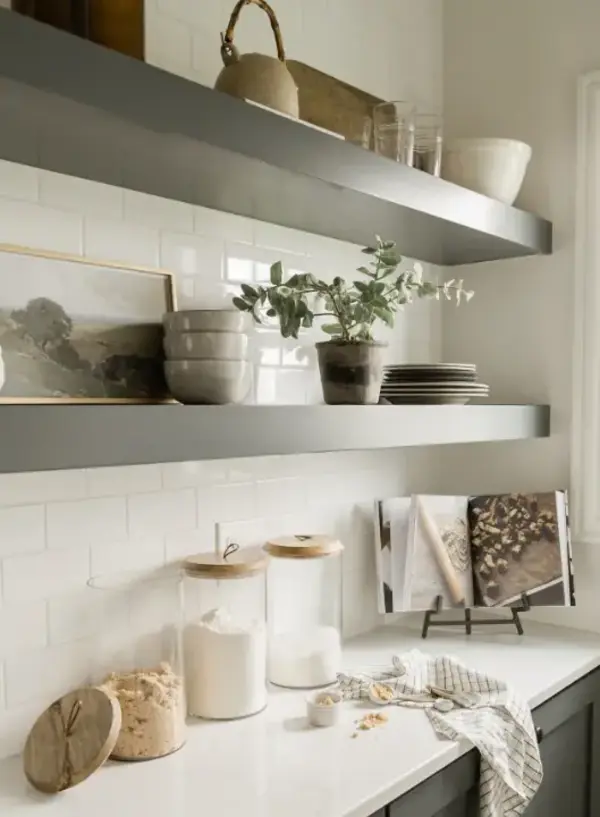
[{"xmin": 442, "ymin": 138, "xmax": 532, "ymax": 205}]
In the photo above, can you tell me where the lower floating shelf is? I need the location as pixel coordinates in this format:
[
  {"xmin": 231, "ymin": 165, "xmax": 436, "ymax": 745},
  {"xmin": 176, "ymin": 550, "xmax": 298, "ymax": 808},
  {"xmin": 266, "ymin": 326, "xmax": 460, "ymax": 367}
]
[{"xmin": 0, "ymin": 404, "xmax": 550, "ymax": 473}]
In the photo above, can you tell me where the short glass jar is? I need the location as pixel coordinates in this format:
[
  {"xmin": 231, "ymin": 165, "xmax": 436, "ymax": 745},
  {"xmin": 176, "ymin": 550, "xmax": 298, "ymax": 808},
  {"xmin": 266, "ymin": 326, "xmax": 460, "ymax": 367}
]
[
  {"xmin": 264, "ymin": 535, "xmax": 344, "ymax": 689},
  {"xmin": 183, "ymin": 544, "xmax": 268, "ymax": 720},
  {"xmin": 88, "ymin": 570, "xmax": 186, "ymax": 762},
  {"xmin": 373, "ymin": 101, "xmax": 416, "ymax": 165}
]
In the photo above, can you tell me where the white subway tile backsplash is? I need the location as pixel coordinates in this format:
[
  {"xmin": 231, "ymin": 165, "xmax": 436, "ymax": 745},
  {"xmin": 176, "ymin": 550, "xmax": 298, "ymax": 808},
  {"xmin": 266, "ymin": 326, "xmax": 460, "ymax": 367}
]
[
  {"xmin": 0, "ymin": 160, "xmax": 38, "ymax": 201},
  {"xmin": 124, "ymin": 190, "xmax": 194, "ymax": 232},
  {"xmin": 161, "ymin": 460, "xmax": 228, "ymax": 489},
  {"xmin": 46, "ymin": 497, "xmax": 127, "ymax": 550},
  {"xmin": 256, "ymin": 477, "xmax": 306, "ymax": 516},
  {"xmin": 194, "ymin": 205, "xmax": 254, "ymax": 244},
  {"xmin": 86, "ymin": 465, "xmax": 162, "ymax": 497},
  {"xmin": 128, "ymin": 489, "xmax": 197, "ymax": 536},
  {"xmin": 0, "ymin": 199, "xmax": 82, "ymax": 254},
  {"xmin": 145, "ymin": 9, "xmax": 193, "ymax": 73},
  {"xmin": 0, "ymin": 699, "xmax": 49, "ymax": 759},
  {"xmin": 0, "ymin": 470, "xmax": 86, "ymax": 506},
  {"xmin": 84, "ymin": 217, "xmax": 160, "ymax": 267},
  {"xmin": 39, "ymin": 172, "xmax": 123, "ymax": 218},
  {"xmin": 2, "ymin": 547, "xmax": 90, "ymax": 603},
  {"xmin": 0, "ymin": 601, "xmax": 47, "ymax": 657},
  {"xmin": 4, "ymin": 640, "xmax": 91, "ymax": 707},
  {"xmin": 48, "ymin": 590, "xmax": 106, "ymax": 645},
  {"xmin": 0, "ymin": 505, "xmax": 45, "ymax": 558},
  {"xmin": 164, "ymin": 523, "xmax": 215, "ymax": 561},
  {"xmin": 202, "ymin": 482, "xmax": 257, "ymax": 524},
  {"xmin": 90, "ymin": 536, "xmax": 165, "ymax": 577}
]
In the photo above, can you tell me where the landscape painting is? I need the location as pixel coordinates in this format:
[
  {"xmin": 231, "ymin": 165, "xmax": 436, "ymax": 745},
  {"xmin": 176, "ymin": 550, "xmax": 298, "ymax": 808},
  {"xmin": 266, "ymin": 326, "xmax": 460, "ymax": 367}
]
[{"xmin": 0, "ymin": 246, "xmax": 175, "ymax": 402}]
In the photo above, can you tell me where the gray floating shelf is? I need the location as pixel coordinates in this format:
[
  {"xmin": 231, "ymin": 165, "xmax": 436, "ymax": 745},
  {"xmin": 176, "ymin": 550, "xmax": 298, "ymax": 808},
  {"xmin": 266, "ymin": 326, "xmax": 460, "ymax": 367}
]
[
  {"xmin": 0, "ymin": 10, "xmax": 552, "ymax": 266},
  {"xmin": 0, "ymin": 405, "xmax": 550, "ymax": 473}
]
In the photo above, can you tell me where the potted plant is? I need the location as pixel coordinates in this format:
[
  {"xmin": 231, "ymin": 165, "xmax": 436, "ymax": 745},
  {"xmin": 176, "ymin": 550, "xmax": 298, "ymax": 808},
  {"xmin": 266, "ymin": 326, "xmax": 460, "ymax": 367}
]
[{"xmin": 232, "ymin": 237, "xmax": 474, "ymax": 404}]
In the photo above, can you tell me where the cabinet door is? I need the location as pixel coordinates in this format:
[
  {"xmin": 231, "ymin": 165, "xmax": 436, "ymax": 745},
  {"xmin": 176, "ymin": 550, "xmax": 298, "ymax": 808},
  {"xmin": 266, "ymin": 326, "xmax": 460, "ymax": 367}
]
[
  {"xmin": 526, "ymin": 668, "xmax": 600, "ymax": 817},
  {"xmin": 389, "ymin": 752, "xmax": 479, "ymax": 817}
]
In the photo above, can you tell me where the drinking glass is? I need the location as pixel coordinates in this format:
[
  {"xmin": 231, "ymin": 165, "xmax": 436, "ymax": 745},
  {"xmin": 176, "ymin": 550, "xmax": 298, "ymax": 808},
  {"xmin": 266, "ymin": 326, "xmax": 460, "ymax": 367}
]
[{"xmin": 373, "ymin": 101, "xmax": 416, "ymax": 165}]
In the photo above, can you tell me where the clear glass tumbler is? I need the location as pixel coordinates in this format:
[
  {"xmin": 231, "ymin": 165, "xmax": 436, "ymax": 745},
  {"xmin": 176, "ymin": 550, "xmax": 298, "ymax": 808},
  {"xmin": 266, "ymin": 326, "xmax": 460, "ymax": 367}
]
[
  {"xmin": 412, "ymin": 114, "xmax": 444, "ymax": 176},
  {"xmin": 88, "ymin": 569, "xmax": 186, "ymax": 762},
  {"xmin": 374, "ymin": 101, "xmax": 416, "ymax": 165}
]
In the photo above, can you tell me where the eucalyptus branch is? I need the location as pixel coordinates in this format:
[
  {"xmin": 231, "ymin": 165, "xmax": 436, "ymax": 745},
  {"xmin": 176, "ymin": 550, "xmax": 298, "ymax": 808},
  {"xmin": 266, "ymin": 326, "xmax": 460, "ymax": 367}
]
[{"xmin": 232, "ymin": 237, "xmax": 474, "ymax": 342}]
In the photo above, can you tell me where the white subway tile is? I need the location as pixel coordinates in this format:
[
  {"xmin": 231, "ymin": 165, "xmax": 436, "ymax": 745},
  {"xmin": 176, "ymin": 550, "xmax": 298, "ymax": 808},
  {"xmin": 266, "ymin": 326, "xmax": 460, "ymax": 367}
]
[
  {"xmin": 164, "ymin": 523, "xmax": 215, "ymax": 561},
  {"xmin": 215, "ymin": 519, "xmax": 266, "ymax": 551},
  {"xmin": 48, "ymin": 589, "xmax": 106, "ymax": 645},
  {"xmin": 124, "ymin": 190, "xmax": 194, "ymax": 232},
  {"xmin": 253, "ymin": 221, "xmax": 309, "ymax": 256},
  {"xmin": 39, "ymin": 171, "xmax": 123, "ymax": 218},
  {"xmin": 4, "ymin": 640, "xmax": 91, "ymax": 707},
  {"xmin": 194, "ymin": 206, "xmax": 254, "ymax": 244},
  {"xmin": 84, "ymin": 217, "xmax": 160, "ymax": 267},
  {"xmin": 256, "ymin": 477, "xmax": 306, "ymax": 516},
  {"xmin": 157, "ymin": 0, "xmax": 204, "ymax": 26},
  {"xmin": 0, "ymin": 160, "xmax": 38, "ymax": 201},
  {"xmin": 0, "ymin": 505, "xmax": 45, "ymax": 557},
  {"xmin": 0, "ymin": 199, "xmax": 83, "ymax": 254},
  {"xmin": 0, "ymin": 601, "xmax": 47, "ymax": 657},
  {"xmin": 160, "ymin": 231, "xmax": 223, "ymax": 277},
  {"xmin": 202, "ymin": 482, "xmax": 257, "ymax": 524},
  {"xmin": 46, "ymin": 497, "xmax": 127, "ymax": 550},
  {"xmin": 90, "ymin": 535, "xmax": 165, "ymax": 578},
  {"xmin": 86, "ymin": 465, "xmax": 162, "ymax": 497},
  {"xmin": 2, "ymin": 547, "xmax": 90, "ymax": 603},
  {"xmin": 161, "ymin": 460, "xmax": 228, "ymax": 489},
  {"xmin": 128, "ymin": 489, "xmax": 197, "ymax": 536},
  {"xmin": 0, "ymin": 470, "xmax": 86, "ymax": 506}
]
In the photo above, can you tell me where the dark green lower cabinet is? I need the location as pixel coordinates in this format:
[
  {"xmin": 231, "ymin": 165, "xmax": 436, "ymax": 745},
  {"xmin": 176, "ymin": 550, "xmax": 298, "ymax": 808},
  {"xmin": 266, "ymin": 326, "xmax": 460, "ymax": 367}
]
[{"xmin": 380, "ymin": 666, "xmax": 600, "ymax": 817}]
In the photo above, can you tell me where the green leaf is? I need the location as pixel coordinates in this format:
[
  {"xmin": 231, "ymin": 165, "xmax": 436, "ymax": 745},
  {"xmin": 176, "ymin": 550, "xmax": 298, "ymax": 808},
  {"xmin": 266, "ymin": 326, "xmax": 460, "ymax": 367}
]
[
  {"xmin": 302, "ymin": 313, "xmax": 314, "ymax": 328},
  {"xmin": 295, "ymin": 300, "xmax": 308, "ymax": 317},
  {"xmin": 357, "ymin": 265, "xmax": 375, "ymax": 278},
  {"xmin": 232, "ymin": 296, "xmax": 251, "ymax": 312},
  {"xmin": 270, "ymin": 261, "xmax": 283, "ymax": 285},
  {"xmin": 266, "ymin": 308, "xmax": 277, "ymax": 318},
  {"xmin": 286, "ymin": 274, "xmax": 299, "ymax": 287},
  {"xmin": 354, "ymin": 280, "xmax": 369, "ymax": 293},
  {"xmin": 241, "ymin": 284, "xmax": 258, "ymax": 299},
  {"xmin": 322, "ymin": 323, "xmax": 343, "ymax": 336},
  {"xmin": 382, "ymin": 240, "xmax": 396, "ymax": 250},
  {"xmin": 373, "ymin": 306, "xmax": 394, "ymax": 326}
]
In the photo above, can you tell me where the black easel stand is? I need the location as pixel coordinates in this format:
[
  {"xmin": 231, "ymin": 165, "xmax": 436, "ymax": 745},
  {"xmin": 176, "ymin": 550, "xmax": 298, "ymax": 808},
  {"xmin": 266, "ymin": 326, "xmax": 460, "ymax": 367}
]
[{"xmin": 421, "ymin": 593, "xmax": 531, "ymax": 639}]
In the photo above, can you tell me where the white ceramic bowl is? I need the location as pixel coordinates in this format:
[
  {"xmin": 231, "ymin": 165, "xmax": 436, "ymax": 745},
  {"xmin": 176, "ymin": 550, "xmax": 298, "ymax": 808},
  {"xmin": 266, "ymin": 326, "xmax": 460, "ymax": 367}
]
[
  {"xmin": 163, "ymin": 310, "xmax": 250, "ymax": 334},
  {"xmin": 306, "ymin": 690, "xmax": 343, "ymax": 728},
  {"xmin": 442, "ymin": 138, "xmax": 532, "ymax": 204},
  {"xmin": 164, "ymin": 331, "xmax": 249, "ymax": 361},
  {"xmin": 164, "ymin": 360, "xmax": 252, "ymax": 405}
]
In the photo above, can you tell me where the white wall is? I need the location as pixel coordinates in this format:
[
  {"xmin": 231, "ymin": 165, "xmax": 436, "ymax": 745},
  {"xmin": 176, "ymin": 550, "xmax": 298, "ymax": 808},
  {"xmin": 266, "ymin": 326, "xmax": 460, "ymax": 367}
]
[
  {"xmin": 0, "ymin": 0, "xmax": 444, "ymax": 758},
  {"xmin": 442, "ymin": 0, "xmax": 600, "ymax": 629}
]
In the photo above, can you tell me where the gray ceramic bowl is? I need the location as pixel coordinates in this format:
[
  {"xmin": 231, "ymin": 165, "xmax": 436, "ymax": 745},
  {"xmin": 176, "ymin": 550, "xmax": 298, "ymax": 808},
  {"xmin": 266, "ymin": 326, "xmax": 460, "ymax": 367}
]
[
  {"xmin": 164, "ymin": 360, "xmax": 252, "ymax": 405},
  {"xmin": 164, "ymin": 331, "xmax": 249, "ymax": 361},
  {"xmin": 163, "ymin": 310, "xmax": 249, "ymax": 334}
]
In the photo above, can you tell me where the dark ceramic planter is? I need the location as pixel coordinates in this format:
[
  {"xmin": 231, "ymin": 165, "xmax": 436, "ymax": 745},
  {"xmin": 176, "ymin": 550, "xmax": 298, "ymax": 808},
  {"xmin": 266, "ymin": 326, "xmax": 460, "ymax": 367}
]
[{"xmin": 315, "ymin": 341, "xmax": 386, "ymax": 405}]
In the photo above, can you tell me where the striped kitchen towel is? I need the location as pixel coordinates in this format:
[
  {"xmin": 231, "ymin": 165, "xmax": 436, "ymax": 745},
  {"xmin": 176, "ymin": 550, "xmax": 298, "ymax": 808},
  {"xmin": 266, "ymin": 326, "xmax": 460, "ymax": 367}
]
[{"xmin": 337, "ymin": 651, "xmax": 542, "ymax": 817}]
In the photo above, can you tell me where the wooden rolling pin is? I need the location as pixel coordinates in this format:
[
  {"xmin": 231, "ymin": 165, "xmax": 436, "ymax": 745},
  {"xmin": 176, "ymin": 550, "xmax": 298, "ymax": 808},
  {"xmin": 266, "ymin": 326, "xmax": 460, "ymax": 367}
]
[{"xmin": 415, "ymin": 496, "xmax": 465, "ymax": 606}]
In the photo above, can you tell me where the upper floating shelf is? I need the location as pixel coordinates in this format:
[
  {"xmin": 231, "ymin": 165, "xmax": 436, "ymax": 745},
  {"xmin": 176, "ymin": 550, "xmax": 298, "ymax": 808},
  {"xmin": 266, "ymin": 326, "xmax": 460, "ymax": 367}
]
[
  {"xmin": 0, "ymin": 404, "xmax": 549, "ymax": 474},
  {"xmin": 0, "ymin": 10, "xmax": 552, "ymax": 266}
]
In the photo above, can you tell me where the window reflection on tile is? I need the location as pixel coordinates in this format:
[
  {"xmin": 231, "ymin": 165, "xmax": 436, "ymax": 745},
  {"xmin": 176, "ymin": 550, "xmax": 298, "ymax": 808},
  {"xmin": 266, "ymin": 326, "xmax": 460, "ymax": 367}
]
[
  {"xmin": 226, "ymin": 257, "xmax": 253, "ymax": 282},
  {"xmin": 255, "ymin": 262, "xmax": 270, "ymax": 283},
  {"xmin": 255, "ymin": 367, "xmax": 307, "ymax": 405},
  {"xmin": 281, "ymin": 345, "xmax": 310, "ymax": 368},
  {"xmin": 259, "ymin": 347, "xmax": 280, "ymax": 366}
]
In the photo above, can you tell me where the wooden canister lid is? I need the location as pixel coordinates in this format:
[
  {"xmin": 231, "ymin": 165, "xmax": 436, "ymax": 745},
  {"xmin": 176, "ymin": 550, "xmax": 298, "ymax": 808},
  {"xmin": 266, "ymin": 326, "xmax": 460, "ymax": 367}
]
[
  {"xmin": 23, "ymin": 687, "xmax": 121, "ymax": 794},
  {"xmin": 264, "ymin": 534, "xmax": 344, "ymax": 559},
  {"xmin": 184, "ymin": 543, "xmax": 268, "ymax": 579}
]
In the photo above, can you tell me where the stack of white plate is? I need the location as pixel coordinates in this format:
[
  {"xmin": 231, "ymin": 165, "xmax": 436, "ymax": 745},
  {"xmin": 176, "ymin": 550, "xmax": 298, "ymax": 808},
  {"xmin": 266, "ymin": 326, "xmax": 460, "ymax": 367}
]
[
  {"xmin": 380, "ymin": 363, "xmax": 489, "ymax": 405},
  {"xmin": 162, "ymin": 310, "xmax": 252, "ymax": 405}
]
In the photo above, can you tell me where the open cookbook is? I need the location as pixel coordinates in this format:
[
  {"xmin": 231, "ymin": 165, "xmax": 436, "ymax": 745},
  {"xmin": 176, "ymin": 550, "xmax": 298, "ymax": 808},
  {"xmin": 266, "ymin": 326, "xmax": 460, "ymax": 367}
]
[{"xmin": 375, "ymin": 492, "xmax": 575, "ymax": 613}]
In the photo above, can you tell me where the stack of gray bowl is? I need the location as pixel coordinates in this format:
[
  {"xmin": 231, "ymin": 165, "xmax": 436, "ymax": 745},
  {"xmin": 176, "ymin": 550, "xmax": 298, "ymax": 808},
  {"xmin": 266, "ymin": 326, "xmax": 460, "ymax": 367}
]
[{"xmin": 163, "ymin": 310, "xmax": 252, "ymax": 405}]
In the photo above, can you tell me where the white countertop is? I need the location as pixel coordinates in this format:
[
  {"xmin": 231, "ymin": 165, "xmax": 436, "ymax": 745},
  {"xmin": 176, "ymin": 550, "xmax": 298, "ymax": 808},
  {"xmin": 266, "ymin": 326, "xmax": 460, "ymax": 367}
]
[{"xmin": 3, "ymin": 621, "xmax": 600, "ymax": 817}]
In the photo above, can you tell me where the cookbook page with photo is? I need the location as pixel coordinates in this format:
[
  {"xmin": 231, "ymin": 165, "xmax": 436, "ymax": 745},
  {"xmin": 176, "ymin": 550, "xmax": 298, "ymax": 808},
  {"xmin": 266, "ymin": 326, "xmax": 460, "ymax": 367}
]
[
  {"xmin": 468, "ymin": 491, "xmax": 574, "ymax": 608},
  {"xmin": 405, "ymin": 495, "xmax": 473, "ymax": 611}
]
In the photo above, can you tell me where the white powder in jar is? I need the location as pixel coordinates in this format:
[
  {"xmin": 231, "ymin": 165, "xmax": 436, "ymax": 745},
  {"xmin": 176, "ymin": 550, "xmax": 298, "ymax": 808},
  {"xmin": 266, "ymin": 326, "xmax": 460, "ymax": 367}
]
[
  {"xmin": 102, "ymin": 662, "xmax": 185, "ymax": 760},
  {"xmin": 185, "ymin": 608, "xmax": 267, "ymax": 719},
  {"xmin": 268, "ymin": 626, "xmax": 342, "ymax": 688}
]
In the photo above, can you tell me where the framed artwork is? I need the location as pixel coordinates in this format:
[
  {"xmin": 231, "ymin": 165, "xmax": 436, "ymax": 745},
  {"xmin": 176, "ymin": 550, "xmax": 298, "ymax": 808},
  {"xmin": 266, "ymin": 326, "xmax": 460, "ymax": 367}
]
[{"xmin": 0, "ymin": 244, "xmax": 176, "ymax": 403}]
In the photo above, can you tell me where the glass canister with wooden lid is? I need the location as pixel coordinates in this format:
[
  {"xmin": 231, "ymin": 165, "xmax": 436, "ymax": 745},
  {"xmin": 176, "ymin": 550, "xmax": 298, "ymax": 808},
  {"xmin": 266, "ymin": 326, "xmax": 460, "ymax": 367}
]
[
  {"xmin": 264, "ymin": 534, "xmax": 343, "ymax": 689},
  {"xmin": 183, "ymin": 544, "xmax": 268, "ymax": 720}
]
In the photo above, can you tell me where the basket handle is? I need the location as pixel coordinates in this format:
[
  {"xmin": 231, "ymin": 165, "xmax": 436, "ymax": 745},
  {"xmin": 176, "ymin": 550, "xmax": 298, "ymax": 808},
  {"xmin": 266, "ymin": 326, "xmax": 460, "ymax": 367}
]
[{"xmin": 221, "ymin": 0, "xmax": 287, "ymax": 66}]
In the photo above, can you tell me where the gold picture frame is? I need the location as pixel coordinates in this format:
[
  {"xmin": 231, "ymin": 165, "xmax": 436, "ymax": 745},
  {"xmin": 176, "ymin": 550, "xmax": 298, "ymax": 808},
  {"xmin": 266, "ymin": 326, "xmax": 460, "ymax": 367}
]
[{"xmin": 0, "ymin": 243, "xmax": 177, "ymax": 404}]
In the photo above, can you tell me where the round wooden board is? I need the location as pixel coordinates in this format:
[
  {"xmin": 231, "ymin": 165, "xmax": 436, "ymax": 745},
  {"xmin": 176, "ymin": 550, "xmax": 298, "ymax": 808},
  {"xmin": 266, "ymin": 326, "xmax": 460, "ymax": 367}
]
[{"xmin": 23, "ymin": 687, "xmax": 121, "ymax": 794}]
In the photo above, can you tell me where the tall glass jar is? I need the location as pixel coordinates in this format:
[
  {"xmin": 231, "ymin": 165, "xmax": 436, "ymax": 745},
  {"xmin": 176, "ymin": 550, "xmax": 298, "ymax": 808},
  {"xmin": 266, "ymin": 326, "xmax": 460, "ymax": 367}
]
[
  {"xmin": 264, "ymin": 535, "xmax": 343, "ymax": 689},
  {"xmin": 374, "ymin": 101, "xmax": 416, "ymax": 165},
  {"xmin": 183, "ymin": 544, "xmax": 268, "ymax": 720},
  {"xmin": 412, "ymin": 113, "xmax": 444, "ymax": 176},
  {"xmin": 88, "ymin": 570, "xmax": 186, "ymax": 761}
]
